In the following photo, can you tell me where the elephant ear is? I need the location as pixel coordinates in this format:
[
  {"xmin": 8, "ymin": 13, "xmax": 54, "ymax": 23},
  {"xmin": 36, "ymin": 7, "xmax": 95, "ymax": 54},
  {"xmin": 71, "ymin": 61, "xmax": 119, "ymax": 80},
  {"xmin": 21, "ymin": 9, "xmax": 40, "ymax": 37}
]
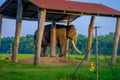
[{"xmin": 67, "ymin": 25, "xmax": 77, "ymax": 39}]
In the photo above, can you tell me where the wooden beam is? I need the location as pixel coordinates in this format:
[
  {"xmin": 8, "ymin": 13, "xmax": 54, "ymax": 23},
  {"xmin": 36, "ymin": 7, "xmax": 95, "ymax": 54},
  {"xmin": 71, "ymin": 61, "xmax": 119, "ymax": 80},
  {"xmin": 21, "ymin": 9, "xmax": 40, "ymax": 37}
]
[
  {"xmin": 86, "ymin": 16, "xmax": 95, "ymax": 60},
  {"xmin": 47, "ymin": 10, "xmax": 119, "ymax": 18},
  {"xmin": 50, "ymin": 21, "xmax": 56, "ymax": 57},
  {"xmin": 0, "ymin": 14, "xmax": 2, "ymax": 49},
  {"xmin": 34, "ymin": 9, "xmax": 46, "ymax": 65},
  {"xmin": 12, "ymin": 0, "xmax": 23, "ymax": 62},
  {"xmin": 111, "ymin": 17, "xmax": 120, "ymax": 65},
  {"xmin": 0, "ymin": 0, "xmax": 13, "ymax": 12}
]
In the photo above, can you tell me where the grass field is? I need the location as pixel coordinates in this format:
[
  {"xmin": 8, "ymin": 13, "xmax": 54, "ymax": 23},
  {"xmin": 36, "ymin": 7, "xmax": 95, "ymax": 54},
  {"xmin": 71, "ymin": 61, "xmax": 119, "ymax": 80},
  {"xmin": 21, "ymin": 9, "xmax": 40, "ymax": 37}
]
[{"xmin": 0, "ymin": 54, "xmax": 120, "ymax": 80}]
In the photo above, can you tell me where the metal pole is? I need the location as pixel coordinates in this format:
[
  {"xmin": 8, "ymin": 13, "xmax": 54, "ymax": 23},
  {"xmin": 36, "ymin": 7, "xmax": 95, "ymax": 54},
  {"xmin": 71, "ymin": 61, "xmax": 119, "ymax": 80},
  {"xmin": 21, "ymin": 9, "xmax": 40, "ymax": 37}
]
[
  {"xmin": 94, "ymin": 26, "xmax": 100, "ymax": 80},
  {"xmin": 10, "ymin": 43, "xmax": 12, "ymax": 54}
]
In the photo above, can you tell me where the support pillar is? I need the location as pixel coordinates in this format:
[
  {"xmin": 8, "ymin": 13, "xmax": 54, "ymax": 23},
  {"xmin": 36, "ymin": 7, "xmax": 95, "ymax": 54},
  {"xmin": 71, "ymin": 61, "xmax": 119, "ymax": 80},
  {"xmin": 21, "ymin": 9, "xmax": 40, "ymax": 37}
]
[
  {"xmin": 34, "ymin": 9, "xmax": 46, "ymax": 65},
  {"xmin": 111, "ymin": 18, "xmax": 120, "ymax": 65},
  {"xmin": 12, "ymin": 0, "xmax": 23, "ymax": 62},
  {"xmin": 0, "ymin": 14, "xmax": 2, "ymax": 50},
  {"xmin": 86, "ymin": 16, "xmax": 95, "ymax": 60},
  {"xmin": 65, "ymin": 19, "xmax": 71, "ymax": 57},
  {"xmin": 50, "ymin": 22, "xmax": 56, "ymax": 57}
]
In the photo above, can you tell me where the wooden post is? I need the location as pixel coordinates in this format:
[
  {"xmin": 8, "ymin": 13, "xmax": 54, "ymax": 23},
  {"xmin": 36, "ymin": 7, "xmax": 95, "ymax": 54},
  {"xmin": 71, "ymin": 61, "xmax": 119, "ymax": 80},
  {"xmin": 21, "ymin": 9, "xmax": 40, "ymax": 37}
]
[
  {"xmin": 50, "ymin": 22, "xmax": 56, "ymax": 57},
  {"xmin": 12, "ymin": 0, "xmax": 23, "ymax": 62},
  {"xmin": 34, "ymin": 9, "xmax": 46, "ymax": 65},
  {"xmin": 67, "ymin": 19, "xmax": 71, "ymax": 26},
  {"xmin": 65, "ymin": 20, "xmax": 71, "ymax": 57},
  {"xmin": 0, "ymin": 14, "xmax": 2, "ymax": 49},
  {"xmin": 86, "ymin": 16, "xmax": 95, "ymax": 60},
  {"xmin": 111, "ymin": 18, "xmax": 120, "ymax": 65}
]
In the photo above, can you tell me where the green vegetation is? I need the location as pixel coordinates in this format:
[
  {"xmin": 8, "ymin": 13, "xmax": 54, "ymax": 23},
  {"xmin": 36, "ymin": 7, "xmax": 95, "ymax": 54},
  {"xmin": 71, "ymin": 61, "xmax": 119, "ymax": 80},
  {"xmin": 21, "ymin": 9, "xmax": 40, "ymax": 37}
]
[
  {"xmin": 0, "ymin": 54, "xmax": 120, "ymax": 80},
  {"xmin": 76, "ymin": 33, "xmax": 115, "ymax": 55},
  {"xmin": 68, "ymin": 54, "xmax": 120, "ymax": 64},
  {"xmin": 0, "ymin": 35, "xmax": 35, "ymax": 54},
  {"xmin": 0, "ymin": 54, "xmax": 33, "ymax": 60},
  {"xmin": 1, "ymin": 33, "xmax": 119, "ymax": 55}
]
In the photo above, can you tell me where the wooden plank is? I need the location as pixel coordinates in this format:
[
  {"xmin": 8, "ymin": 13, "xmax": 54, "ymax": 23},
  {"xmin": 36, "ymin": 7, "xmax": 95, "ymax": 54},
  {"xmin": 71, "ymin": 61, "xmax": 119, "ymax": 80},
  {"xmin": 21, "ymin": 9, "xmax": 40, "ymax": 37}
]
[
  {"xmin": 12, "ymin": 0, "xmax": 23, "ymax": 62},
  {"xmin": 50, "ymin": 21, "xmax": 56, "ymax": 57},
  {"xmin": 111, "ymin": 17, "xmax": 120, "ymax": 65},
  {"xmin": 86, "ymin": 16, "xmax": 95, "ymax": 60},
  {"xmin": 0, "ymin": 14, "xmax": 2, "ymax": 49},
  {"xmin": 34, "ymin": 9, "xmax": 46, "ymax": 65}
]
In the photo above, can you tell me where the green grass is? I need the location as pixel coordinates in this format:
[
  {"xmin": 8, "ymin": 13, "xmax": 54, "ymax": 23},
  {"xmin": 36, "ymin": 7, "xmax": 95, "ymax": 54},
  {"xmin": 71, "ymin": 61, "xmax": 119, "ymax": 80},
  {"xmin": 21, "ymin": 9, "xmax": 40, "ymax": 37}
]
[
  {"xmin": 0, "ymin": 54, "xmax": 120, "ymax": 80},
  {"xmin": 68, "ymin": 54, "xmax": 120, "ymax": 64},
  {"xmin": 0, "ymin": 60, "xmax": 86, "ymax": 80},
  {"xmin": 0, "ymin": 54, "xmax": 34, "ymax": 60}
]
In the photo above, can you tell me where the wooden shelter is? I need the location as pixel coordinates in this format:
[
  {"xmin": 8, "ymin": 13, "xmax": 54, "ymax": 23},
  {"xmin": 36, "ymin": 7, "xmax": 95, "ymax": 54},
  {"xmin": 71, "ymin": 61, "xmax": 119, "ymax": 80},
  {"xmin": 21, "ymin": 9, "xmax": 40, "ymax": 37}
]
[{"xmin": 0, "ymin": 0, "xmax": 120, "ymax": 65}]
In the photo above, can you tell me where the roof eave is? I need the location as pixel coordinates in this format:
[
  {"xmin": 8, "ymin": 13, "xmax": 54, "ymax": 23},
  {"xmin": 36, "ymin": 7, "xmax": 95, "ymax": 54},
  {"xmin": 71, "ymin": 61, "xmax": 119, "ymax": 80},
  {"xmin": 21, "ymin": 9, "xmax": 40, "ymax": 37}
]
[{"xmin": 0, "ymin": 0, "xmax": 13, "ymax": 13}]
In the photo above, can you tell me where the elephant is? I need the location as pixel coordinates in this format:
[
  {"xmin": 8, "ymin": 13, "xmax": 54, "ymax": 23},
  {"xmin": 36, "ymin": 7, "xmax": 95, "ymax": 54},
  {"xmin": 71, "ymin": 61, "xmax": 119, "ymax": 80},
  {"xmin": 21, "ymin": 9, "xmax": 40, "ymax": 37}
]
[{"xmin": 34, "ymin": 24, "xmax": 82, "ymax": 57}]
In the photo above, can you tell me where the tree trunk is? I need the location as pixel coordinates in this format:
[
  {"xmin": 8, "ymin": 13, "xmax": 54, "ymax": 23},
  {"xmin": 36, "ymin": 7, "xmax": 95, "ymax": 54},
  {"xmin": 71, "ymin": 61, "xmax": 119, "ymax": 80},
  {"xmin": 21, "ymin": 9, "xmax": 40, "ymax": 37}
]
[
  {"xmin": 0, "ymin": 14, "xmax": 2, "ymax": 49},
  {"xmin": 12, "ymin": 0, "xmax": 23, "ymax": 62},
  {"xmin": 50, "ymin": 22, "xmax": 56, "ymax": 57},
  {"xmin": 86, "ymin": 16, "xmax": 95, "ymax": 60},
  {"xmin": 111, "ymin": 18, "xmax": 120, "ymax": 65},
  {"xmin": 34, "ymin": 9, "xmax": 46, "ymax": 65}
]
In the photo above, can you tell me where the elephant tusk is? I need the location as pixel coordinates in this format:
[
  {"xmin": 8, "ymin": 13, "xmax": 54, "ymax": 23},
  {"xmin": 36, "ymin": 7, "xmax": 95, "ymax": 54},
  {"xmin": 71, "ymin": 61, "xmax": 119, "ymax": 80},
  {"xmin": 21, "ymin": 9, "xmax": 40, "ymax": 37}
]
[{"xmin": 72, "ymin": 40, "xmax": 82, "ymax": 54}]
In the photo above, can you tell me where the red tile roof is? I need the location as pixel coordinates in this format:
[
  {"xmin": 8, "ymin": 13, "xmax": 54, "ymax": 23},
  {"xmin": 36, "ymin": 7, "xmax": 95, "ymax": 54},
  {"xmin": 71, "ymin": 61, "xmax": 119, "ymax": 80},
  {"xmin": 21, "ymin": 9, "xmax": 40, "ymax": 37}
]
[
  {"xmin": 0, "ymin": 0, "xmax": 120, "ymax": 22},
  {"xmin": 29, "ymin": 0, "xmax": 120, "ymax": 17}
]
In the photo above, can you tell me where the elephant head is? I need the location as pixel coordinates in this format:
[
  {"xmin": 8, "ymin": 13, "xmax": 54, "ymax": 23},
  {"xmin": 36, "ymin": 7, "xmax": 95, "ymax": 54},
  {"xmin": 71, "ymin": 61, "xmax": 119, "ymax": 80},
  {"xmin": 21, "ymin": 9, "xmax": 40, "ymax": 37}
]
[
  {"xmin": 67, "ymin": 25, "xmax": 82, "ymax": 54},
  {"xmin": 67, "ymin": 25, "xmax": 77, "ymax": 43}
]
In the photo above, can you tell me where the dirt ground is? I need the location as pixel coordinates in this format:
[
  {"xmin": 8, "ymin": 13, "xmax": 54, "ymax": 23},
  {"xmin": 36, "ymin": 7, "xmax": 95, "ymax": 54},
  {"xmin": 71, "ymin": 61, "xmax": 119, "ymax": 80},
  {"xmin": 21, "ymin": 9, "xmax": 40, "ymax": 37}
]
[{"xmin": 18, "ymin": 57, "xmax": 92, "ymax": 66}]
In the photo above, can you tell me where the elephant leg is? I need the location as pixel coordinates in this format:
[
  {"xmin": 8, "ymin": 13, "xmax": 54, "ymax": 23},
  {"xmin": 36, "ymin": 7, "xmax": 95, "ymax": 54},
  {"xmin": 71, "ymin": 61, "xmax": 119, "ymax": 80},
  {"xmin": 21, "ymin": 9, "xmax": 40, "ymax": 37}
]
[
  {"xmin": 40, "ymin": 48, "xmax": 44, "ymax": 57},
  {"xmin": 64, "ymin": 41, "xmax": 69, "ymax": 58},
  {"xmin": 64, "ymin": 41, "xmax": 68, "ymax": 58},
  {"xmin": 59, "ymin": 46, "xmax": 64, "ymax": 57},
  {"xmin": 59, "ymin": 42, "xmax": 66, "ymax": 57},
  {"xmin": 43, "ymin": 46, "xmax": 48, "ymax": 57},
  {"xmin": 41, "ymin": 37, "xmax": 49, "ymax": 57}
]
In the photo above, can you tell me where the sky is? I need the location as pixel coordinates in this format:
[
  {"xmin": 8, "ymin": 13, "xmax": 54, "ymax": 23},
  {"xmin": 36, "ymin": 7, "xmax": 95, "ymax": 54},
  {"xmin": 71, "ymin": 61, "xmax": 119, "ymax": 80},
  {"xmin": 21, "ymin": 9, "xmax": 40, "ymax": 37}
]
[{"xmin": 0, "ymin": 0, "xmax": 120, "ymax": 37}]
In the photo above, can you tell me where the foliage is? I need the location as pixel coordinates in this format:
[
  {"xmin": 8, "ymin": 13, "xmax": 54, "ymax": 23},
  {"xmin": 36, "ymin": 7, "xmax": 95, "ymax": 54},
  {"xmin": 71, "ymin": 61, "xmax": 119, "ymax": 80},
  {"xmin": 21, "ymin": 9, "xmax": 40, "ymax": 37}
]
[
  {"xmin": 76, "ymin": 33, "xmax": 116, "ymax": 55},
  {"xmin": 19, "ymin": 35, "xmax": 35, "ymax": 53},
  {"xmin": 1, "ymin": 33, "xmax": 120, "ymax": 55},
  {"xmin": 0, "ymin": 37, "xmax": 14, "ymax": 53},
  {"xmin": 0, "ymin": 34, "xmax": 35, "ymax": 54}
]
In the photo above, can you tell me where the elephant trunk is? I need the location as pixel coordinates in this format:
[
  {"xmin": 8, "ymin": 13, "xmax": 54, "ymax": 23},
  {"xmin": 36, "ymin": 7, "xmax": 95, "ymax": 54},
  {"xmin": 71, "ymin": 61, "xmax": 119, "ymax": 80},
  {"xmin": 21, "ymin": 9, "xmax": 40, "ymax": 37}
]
[{"xmin": 72, "ymin": 40, "xmax": 82, "ymax": 54}]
